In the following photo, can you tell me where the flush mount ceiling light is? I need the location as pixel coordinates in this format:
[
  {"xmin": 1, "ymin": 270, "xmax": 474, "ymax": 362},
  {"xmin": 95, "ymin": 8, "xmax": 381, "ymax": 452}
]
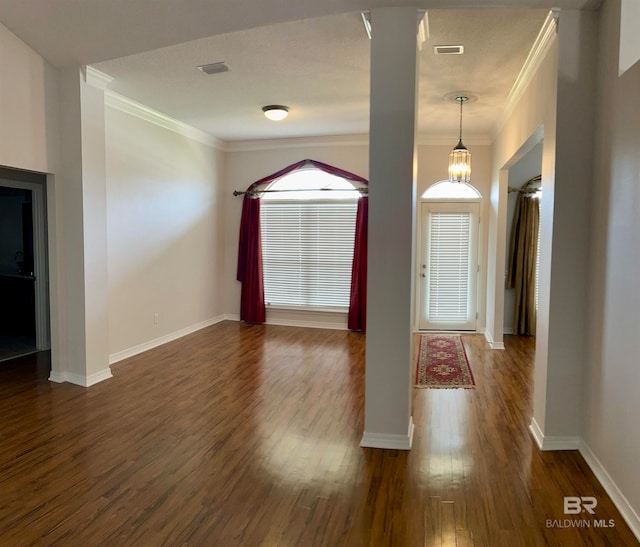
[
  {"xmin": 262, "ymin": 105, "xmax": 290, "ymax": 121},
  {"xmin": 448, "ymin": 95, "xmax": 471, "ymax": 184}
]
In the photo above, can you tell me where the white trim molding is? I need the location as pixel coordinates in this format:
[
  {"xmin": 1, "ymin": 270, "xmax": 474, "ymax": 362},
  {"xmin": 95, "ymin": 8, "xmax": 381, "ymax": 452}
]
[
  {"xmin": 224, "ymin": 133, "xmax": 492, "ymax": 153},
  {"xmin": 361, "ymin": 417, "xmax": 414, "ymax": 450},
  {"xmin": 484, "ymin": 329, "xmax": 505, "ymax": 350},
  {"xmin": 109, "ymin": 315, "xmax": 226, "ymax": 365},
  {"xmin": 529, "ymin": 424, "xmax": 640, "ymax": 539},
  {"xmin": 493, "ymin": 9, "xmax": 560, "ymax": 138},
  {"xmin": 223, "ymin": 312, "xmax": 349, "ymax": 331},
  {"xmin": 529, "ymin": 418, "xmax": 580, "ymax": 451},
  {"xmin": 105, "ymin": 91, "xmax": 224, "ymax": 149},
  {"xmin": 49, "ymin": 368, "xmax": 113, "ymax": 387},
  {"xmin": 83, "ymin": 66, "xmax": 114, "ymax": 90},
  {"xmin": 579, "ymin": 441, "xmax": 640, "ymax": 542},
  {"xmin": 224, "ymin": 134, "xmax": 369, "ymax": 152},
  {"xmin": 417, "ymin": 134, "xmax": 492, "ymax": 146},
  {"xmin": 266, "ymin": 318, "xmax": 348, "ymax": 330}
]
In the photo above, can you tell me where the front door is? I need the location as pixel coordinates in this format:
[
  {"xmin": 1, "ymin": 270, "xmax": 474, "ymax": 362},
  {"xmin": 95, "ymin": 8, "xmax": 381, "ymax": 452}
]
[{"xmin": 418, "ymin": 201, "xmax": 479, "ymax": 331}]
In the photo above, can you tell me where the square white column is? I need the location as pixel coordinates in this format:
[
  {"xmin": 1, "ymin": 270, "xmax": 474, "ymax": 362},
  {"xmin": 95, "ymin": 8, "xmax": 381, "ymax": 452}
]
[{"xmin": 361, "ymin": 8, "xmax": 421, "ymax": 450}]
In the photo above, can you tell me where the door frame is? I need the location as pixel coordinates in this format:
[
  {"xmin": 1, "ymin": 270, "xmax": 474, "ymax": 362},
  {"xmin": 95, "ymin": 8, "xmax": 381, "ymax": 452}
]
[
  {"xmin": 416, "ymin": 195, "xmax": 481, "ymax": 332},
  {"xmin": 0, "ymin": 178, "xmax": 50, "ymax": 350}
]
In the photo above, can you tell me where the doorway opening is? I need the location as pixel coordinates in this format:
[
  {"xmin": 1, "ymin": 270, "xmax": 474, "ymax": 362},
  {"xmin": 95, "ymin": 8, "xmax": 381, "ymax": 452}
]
[
  {"xmin": 504, "ymin": 141, "xmax": 542, "ymax": 337},
  {"xmin": 0, "ymin": 168, "xmax": 50, "ymax": 363}
]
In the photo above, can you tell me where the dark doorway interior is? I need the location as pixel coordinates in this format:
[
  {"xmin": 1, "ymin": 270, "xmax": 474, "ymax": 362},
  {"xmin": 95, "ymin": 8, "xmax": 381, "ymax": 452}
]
[{"xmin": 0, "ymin": 186, "xmax": 37, "ymax": 362}]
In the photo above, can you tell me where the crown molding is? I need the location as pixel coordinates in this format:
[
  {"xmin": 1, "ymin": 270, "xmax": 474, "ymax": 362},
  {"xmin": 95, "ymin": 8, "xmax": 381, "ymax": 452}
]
[
  {"xmin": 83, "ymin": 66, "xmax": 114, "ymax": 90},
  {"xmin": 104, "ymin": 90, "xmax": 224, "ymax": 150},
  {"xmin": 417, "ymin": 134, "xmax": 492, "ymax": 146},
  {"xmin": 224, "ymin": 132, "xmax": 492, "ymax": 152},
  {"xmin": 223, "ymin": 134, "xmax": 369, "ymax": 152},
  {"xmin": 492, "ymin": 9, "xmax": 560, "ymax": 139},
  {"xmin": 101, "ymin": 91, "xmax": 493, "ymax": 153}
]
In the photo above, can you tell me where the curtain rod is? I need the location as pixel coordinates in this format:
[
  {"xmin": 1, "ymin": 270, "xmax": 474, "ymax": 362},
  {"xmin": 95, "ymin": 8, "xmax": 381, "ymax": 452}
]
[
  {"xmin": 233, "ymin": 187, "xmax": 368, "ymax": 197},
  {"xmin": 508, "ymin": 186, "xmax": 540, "ymax": 194},
  {"xmin": 508, "ymin": 174, "xmax": 541, "ymax": 194}
]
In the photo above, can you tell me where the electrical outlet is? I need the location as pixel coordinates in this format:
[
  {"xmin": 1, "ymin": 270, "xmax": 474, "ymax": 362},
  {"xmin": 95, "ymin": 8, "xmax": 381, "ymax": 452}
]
[{"xmin": 153, "ymin": 313, "xmax": 159, "ymax": 325}]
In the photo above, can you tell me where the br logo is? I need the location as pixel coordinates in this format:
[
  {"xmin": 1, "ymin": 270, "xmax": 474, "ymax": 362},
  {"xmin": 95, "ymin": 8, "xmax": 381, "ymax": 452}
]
[{"xmin": 564, "ymin": 496, "xmax": 597, "ymax": 515}]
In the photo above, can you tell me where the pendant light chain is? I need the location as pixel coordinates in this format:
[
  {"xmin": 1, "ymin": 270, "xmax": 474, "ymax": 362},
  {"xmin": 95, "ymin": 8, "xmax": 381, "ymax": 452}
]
[{"xmin": 459, "ymin": 97, "xmax": 464, "ymax": 141}]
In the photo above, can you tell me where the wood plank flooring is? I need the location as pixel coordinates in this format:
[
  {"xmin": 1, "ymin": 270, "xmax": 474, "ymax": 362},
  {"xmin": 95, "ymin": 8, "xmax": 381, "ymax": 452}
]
[{"xmin": 0, "ymin": 322, "xmax": 637, "ymax": 546}]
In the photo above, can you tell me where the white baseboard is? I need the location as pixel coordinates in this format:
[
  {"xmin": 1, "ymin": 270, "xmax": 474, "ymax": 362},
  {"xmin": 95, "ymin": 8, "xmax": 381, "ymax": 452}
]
[
  {"xmin": 109, "ymin": 315, "xmax": 226, "ymax": 365},
  {"xmin": 529, "ymin": 418, "xmax": 545, "ymax": 449},
  {"xmin": 528, "ymin": 419, "xmax": 580, "ymax": 450},
  {"xmin": 265, "ymin": 317, "xmax": 348, "ymax": 330},
  {"xmin": 579, "ymin": 440, "xmax": 640, "ymax": 542},
  {"xmin": 224, "ymin": 312, "xmax": 348, "ymax": 331},
  {"xmin": 484, "ymin": 329, "xmax": 505, "ymax": 350},
  {"xmin": 360, "ymin": 417, "xmax": 414, "ymax": 450},
  {"xmin": 49, "ymin": 368, "xmax": 113, "ymax": 387},
  {"xmin": 503, "ymin": 327, "xmax": 514, "ymax": 335}
]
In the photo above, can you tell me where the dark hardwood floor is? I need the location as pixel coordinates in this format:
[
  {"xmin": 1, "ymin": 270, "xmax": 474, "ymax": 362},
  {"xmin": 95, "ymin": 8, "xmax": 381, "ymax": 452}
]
[{"xmin": 0, "ymin": 322, "xmax": 636, "ymax": 546}]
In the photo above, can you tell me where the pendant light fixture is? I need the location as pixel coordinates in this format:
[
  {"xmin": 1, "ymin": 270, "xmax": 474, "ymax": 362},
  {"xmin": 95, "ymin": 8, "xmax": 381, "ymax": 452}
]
[{"xmin": 448, "ymin": 96, "xmax": 471, "ymax": 183}]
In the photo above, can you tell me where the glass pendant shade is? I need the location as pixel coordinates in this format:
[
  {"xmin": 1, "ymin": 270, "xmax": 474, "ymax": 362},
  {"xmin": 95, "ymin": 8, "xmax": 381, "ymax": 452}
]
[
  {"xmin": 448, "ymin": 139, "xmax": 471, "ymax": 183},
  {"xmin": 448, "ymin": 95, "xmax": 472, "ymax": 183}
]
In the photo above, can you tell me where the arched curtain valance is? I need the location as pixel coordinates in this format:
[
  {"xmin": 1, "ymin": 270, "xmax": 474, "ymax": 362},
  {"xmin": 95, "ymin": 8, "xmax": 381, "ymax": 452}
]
[
  {"xmin": 236, "ymin": 159, "xmax": 368, "ymax": 331},
  {"xmin": 242, "ymin": 158, "xmax": 368, "ymax": 196}
]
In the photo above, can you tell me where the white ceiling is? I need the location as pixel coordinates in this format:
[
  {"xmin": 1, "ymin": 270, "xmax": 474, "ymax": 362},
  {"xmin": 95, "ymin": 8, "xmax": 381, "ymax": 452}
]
[
  {"xmin": 94, "ymin": 9, "xmax": 548, "ymax": 141},
  {"xmin": 0, "ymin": 1, "xmax": 600, "ymax": 142}
]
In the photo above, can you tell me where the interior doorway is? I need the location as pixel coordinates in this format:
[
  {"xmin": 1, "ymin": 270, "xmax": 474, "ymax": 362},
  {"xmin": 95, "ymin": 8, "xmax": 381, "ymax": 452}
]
[
  {"xmin": 0, "ymin": 168, "xmax": 50, "ymax": 362},
  {"xmin": 504, "ymin": 141, "xmax": 543, "ymax": 336}
]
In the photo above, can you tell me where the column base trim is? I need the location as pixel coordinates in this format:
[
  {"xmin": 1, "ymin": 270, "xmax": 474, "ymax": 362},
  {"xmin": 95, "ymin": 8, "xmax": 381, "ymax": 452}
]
[
  {"xmin": 484, "ymin": 329, "xmax": 505, "ymax": 350},
  {"xmin": 49, "ymin": 368, "xmax": 113, "ymax": 387},
  {"xmin": 360, "ymin": 416, "xmax": 414, "ymax": 450},
  {"xmin": 529, "ymin": 418, "xmax": 580, "ymax": 450}
]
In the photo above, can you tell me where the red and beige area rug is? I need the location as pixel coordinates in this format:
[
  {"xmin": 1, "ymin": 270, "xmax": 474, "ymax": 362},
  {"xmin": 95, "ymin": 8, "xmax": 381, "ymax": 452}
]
[{"xmin": 415, "ymin": 334, "xmax": 475, "ymax": 389}]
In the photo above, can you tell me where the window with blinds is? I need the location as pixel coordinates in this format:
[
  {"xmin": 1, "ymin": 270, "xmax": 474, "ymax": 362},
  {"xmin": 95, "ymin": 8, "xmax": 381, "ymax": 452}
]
[
  {"xmin": 260, "ymin": 201, "xmax": 357, "ymax": 310},
  {"xmin": 426, "ymin": 212, "xmax": 472, "ymax": 323}
]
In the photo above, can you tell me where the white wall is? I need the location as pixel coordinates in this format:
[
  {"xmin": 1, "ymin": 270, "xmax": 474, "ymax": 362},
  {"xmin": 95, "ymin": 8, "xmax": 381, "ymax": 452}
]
[
  {"xmin": 584, "ymin": 0, "xmax": 640, "ymax": 527},
  {"xmin": 223, "ymin": 138, "xmax": 493, "ymax": 331},
  {"xmin": 105, "ymin": 106, "xmax": 225, "ymax": 357},
  {"xmin": 0, "ymin": 22, "xmax": 59, "ymax": 174},
  {"xmin": 491, "ymin": 10, "xmax": 600, "ymax": 442},
  {"xmin": 487, "ymin": 35, "xmax": 558, "ymax": 354}
]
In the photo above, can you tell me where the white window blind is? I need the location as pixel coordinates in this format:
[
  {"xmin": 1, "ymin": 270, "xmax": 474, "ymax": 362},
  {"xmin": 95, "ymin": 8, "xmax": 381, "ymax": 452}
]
[
  {"xmin": 427, "ymin": 212, "xmax": 472, "ymax": 323},
  {"xmin": 260, "ymin": 201, "xmax": 357, "ymax": 310}
]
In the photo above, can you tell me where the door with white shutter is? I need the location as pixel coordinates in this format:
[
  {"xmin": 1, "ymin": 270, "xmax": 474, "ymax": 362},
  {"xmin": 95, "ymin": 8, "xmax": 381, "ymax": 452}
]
[{"xmin": 418, "ymin": 201, "xmax": 479, "ymax": 331}]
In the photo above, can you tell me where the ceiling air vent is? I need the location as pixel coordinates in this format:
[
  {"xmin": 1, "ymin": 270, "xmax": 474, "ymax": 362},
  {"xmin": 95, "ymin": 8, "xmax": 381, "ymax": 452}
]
[
  {"xmin": 197, "ymin": 62, "xmax": 230, "ymax": 75},
  {"xmin": 434, "ymin": 45, "xmax": 464, "ymax": 55}
]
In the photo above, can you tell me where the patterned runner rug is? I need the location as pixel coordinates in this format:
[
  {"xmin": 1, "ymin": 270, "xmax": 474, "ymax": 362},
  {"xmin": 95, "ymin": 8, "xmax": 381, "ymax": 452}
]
[{"xmin": 415, "ymin": 334, "xmax": 475, "ymax": 389}]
